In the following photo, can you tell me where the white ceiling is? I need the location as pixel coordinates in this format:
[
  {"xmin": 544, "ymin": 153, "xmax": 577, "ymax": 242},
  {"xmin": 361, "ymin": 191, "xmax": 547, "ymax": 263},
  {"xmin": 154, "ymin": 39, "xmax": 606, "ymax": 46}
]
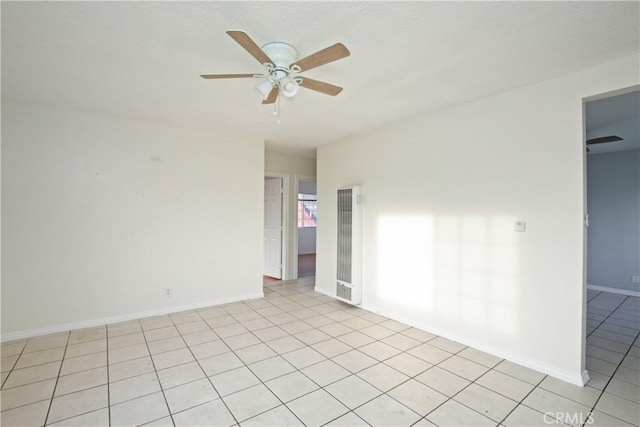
[
  {"xmin": 586, "ymin": 90, "xmax": 640, "ymax": 154},
  {"xmin": 2, "ymin": 2, "xmax": 639, "ymax": 157}
]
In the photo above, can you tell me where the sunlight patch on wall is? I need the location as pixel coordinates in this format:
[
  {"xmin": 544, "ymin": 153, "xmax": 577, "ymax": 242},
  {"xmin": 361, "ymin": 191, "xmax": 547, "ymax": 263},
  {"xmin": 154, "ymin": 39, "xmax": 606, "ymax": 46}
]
[
  {"xmin": 376, "ymin": 213, "xmax": 520, "ymax": 336},
  {"xmin": 377, "ymin": 215, "xmax": 435, "ymax": 312}
]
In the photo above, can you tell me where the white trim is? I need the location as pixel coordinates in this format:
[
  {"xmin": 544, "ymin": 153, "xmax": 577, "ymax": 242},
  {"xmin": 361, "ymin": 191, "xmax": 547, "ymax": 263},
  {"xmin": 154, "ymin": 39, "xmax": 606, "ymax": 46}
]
[
  {"xmin": 265, "ymin": 172, "xmax": 289, "ymax": 280},
  {"xmin": 0, "ymin": 292, "xmax": 264, "ymax": 343},
  {"xmin": 313, "ymin": 286, "xmax": 588, "ymax": 386},
  {"xmin": 587, "ymin": 284, "xmax": 640, "ymax": 297}
]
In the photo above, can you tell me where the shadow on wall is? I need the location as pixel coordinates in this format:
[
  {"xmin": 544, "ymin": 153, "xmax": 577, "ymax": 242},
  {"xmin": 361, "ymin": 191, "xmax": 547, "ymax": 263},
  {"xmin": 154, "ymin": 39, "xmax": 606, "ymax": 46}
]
[{"xmin": 376, "ymin": 214, "xmax": 520, "ymax": 337}]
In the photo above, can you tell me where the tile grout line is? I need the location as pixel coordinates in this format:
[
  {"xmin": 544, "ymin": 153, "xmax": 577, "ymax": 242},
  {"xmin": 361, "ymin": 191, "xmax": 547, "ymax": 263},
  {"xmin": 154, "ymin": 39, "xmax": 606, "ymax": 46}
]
[{"xmin": 42, "ymin": 331, "xmax": 71, "ymax": 426}]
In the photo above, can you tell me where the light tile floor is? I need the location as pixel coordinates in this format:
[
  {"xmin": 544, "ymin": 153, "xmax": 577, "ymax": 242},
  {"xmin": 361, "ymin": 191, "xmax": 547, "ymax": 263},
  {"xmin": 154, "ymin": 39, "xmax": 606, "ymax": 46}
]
[{"xmin": 1, "ymin": 279, "xmax": 638, "ymax": 426}]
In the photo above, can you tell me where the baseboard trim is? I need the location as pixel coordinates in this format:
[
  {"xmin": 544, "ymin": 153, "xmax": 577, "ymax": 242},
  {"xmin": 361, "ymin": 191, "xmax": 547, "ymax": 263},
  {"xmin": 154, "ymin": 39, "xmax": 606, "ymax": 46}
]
[
  {"xmin": 0, "ymin": 292, "xmax": 264, "ymax": 343},
  {"xmin": 313, "ymin": 286, "xmax": 587, "ymax": 386},
  {"xmin": 587, "ymin": 284, "xmax": 640, "ymax": 297}
]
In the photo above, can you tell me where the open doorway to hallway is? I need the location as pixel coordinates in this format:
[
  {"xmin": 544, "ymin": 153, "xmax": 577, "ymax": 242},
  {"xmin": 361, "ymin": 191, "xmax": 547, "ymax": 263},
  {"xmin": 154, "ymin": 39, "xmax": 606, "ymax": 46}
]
[
  {"xmin": 296, "ymin": 176, "xmax": 317, "ymax": 278},
  {"xmin": 583, "ymin": 87, "xmax": 639, "ymax": 392}
]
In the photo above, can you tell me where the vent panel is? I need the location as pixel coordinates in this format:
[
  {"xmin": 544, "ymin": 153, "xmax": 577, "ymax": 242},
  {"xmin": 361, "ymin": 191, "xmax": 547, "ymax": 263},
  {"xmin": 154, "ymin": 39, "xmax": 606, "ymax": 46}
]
[{"xmin": 337, "ymin": 188, "xmax": 353, "ymax": 283}]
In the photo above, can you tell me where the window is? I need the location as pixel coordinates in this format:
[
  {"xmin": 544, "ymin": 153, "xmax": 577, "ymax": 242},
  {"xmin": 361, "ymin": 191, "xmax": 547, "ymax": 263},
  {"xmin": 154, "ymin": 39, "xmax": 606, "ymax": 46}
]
[{"xmin": 298, "ymin": 193, "xmax": 317, "ymax": 227}]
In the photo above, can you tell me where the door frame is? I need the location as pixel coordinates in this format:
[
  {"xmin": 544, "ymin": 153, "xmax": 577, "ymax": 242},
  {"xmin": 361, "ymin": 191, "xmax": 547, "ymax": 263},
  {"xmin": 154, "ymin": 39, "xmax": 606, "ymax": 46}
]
[
  {"xmin": 293, "ymin": 174, "xmax": 317, "ymax": 279},
  {"xmin": 265, "ymin": 172, "xmax": 289, "ymax": 280}
]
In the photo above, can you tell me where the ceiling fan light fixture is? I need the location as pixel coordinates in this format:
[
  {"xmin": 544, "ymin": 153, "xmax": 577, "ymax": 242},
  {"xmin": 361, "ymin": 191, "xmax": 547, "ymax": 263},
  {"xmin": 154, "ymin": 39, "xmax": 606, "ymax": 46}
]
[
  {"xmin": 256, "ymin": 79, "xmax": 274, "ymax": 99},
  {"xmin": 279, "ymin": 77, "xmax": 299, "ymax": 98}
]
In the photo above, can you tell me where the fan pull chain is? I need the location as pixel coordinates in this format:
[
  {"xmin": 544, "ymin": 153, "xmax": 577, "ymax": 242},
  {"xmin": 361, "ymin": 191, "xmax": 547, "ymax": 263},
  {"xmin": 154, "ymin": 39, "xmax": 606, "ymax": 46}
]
[{"xmin": 276, "ymin": 91, "xmax": 281, "ymax": 124}]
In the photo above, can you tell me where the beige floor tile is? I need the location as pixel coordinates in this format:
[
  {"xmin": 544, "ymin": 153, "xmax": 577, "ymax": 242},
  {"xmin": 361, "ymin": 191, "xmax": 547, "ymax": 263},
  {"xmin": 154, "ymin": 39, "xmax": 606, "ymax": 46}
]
[
  {"xmin": 173, "ymin": 399, "xmax": 235, "ymax": 427},
  {"xmin": 265, "ymin": 336, "xmax": 306, "ymax": 354},
  {"xmin": 357, "ymin": 362, "xmax": 409, "ymax": 392},
  {"xmin": 170, "ymin": 311, "xmax": 202, "ymax": 325},
  {"xmin": 301, "ymin": 360, "xmax": 350, "ymax": 387},
  {"xmin": 495, "ymin": 360, "xmax": 546, "ymax": 385},
  {"xmin": 426, "ymin": 399, "xmax": 495, "ymax": 426},
  {"xmin": 288, "ymin": 389, "xmax": 349, "ymax": 426},
  {"xmin": 108, "ymin": 332, "xmax": 146, "ymax": 350},
  {"xmin": 318, "ymin": 322, "xmax": 353, "ymax": 337},
  {"xmin": 265, "ymin": 371, "xmax": 319, "ymax": 403},
  {"xmin": 68, "ymin": 329, "xmax": 106, "ymax": 346},
  {"xmin": 209, "ymin": 366, "xmax": 260, "ymax": 397},
  {"xmin": 360, "ymin": 325, "xmax": 396, "ymax": 340},
  {"xmin": 140, "ymin": 316, "xmax": 174, "ymax": 331},
  {"xmin": 152, "ymin": 348, "xmax": 195, "ymax": 370},
  {"xmin": 358, "ymin": 341, "xmax": 401, "ymax": 361},
  {"xmin": 0, "ymin": 400, "xmax": 50, "ymax": 427},
  {"xmin": 60, "ymin": 352, "xmax": 106, "ymax": 376},
  {"xmin": 458, "ymin": 347, "xmax": 502, "ymax": 368},
  {"xmin": 332, "ymin": 350, "xmax": 377, "ymax": 373},
  {"xmin": 2, "ymin": 361, "xmax": 61, "ymax": 389},
  {"xmin": 48, "ymin": 407, "xmax": 109, "ymax": 426},
  {"xmin": 107, "ymin": 322, "xmax": 142, "ymax": 337},
  {"xmin": 222, "ymin": 384, "xmax": 280, "ymax": 422},
  {"xmin": 388, "ymin": 378, "xmax": 447, "ymax": 416},
  {"xmin": 15, "ymin": 348, "xmax": 65, "ymax": 369},
  {"xmin": 589, "ymin": 410, "xmax": 635, "ymax": 426},
  {"xmin": 438, "ymin": 355, "xmax": 489, "ymax": 381},
  {"xmin": 503, "ymin": 404, "xmax": 562, "ymax": 426},
  {"xmin": 278, "ymin": 321, "xmax": 312, "ymax": 335},
  {"xmin": 164, "ymin": 378, "xmax": 218, "ymax": 414},
  {"xmin": 108, "ymin": 356, "xmax": 154, "ymax": 382},
  {"xmin": 614, "ymin": 366, "xmax": 640, "ymax": 386},
  {"xmin": 109, "ymin": 372, "xmax": 161, "ymax": 404},
  {"xmin": 64, "ymin": 341, "xmax": 105, "ymax": 359},
  {"xmin": 595, "ymin": 392, "xmax": 640, "ymax": 425},
  {"xmin": 214, "ymin": 324, "xmax": 248, "ymax": 339},
  {"xmin": 55, "ymin": 366, "xmax": 107, "ymax": 396},
  {"xmin": 385, "ymin": 352, "xmax": 433, "ymax": 377},
  {"xmin": 605, "ymin": 378, "xmax": 640, "ymax": 402},
  {"xmin": 337, "ymin": 331, "xmax": 376, "ymax": 348},
  {"xmin": 248, "ymin": 356, "xmax": 295, "ymax": 382},
  {"xmin": 223, "ymin": 333, "xmax": 261, "ymax": 350},
  {"xmin": 476, "ymin": 369, "xmax": 535, "ymax": 401},
  {"xmin": 401, "ymin": 328, "xmax": 438, "ymax": 342},
  {"xmin": 190, "ymin": 340, "xmax": 230, "ymax": 360},
  {"xmin": 1, "ymin": 341, "xmax": 27, "ymax": 358},
  {"xmin": 293, "ymin": 329, "xmax": 332, "ymax": 346},
  {"xmin": 199, "ymin": 352, "xmax": 244, "ymax": 377},
  {"xmin": 408, "ymin": 343, "xmax": 452, "ymax": 365},
  {"xmin": 252, "ymin": 326, "xmax": 288, "ymax": 342},
  {"xmin": 158, "ymin": 361, "xmax": 206, "ymax": 390},
  {"xmin": 324, "ymin": 411, "xmax": 369, "ymax": 426},
  {"xmin": 147, "ymin": 336, "xmax": 186, "ymax": 355},
  {"xmin": 539, "ymin": 376, "xmax": 601, "ymax": 407},
  {"xmin": 110, "ymin": 391, "xmax": 169, "ymax": 426},
  {"xmin": 182, "ymin": 330, "xmax": 219, "ymax": 347},
  {"xmin": 1, "ymin": 378, "xmax": 56, "ymax": 410},
  {"xmin": 523, "ymin": 388, "xmax": 591, "ymax": 427},
  {"xmin": 429, "ymin": 337, "xmax": 467, "ymax": 353},
  {"xmin": 281, "ymin": 347, "xmax": 326, "ymax": 369},
  {"xmin": 415, "ymin": 366, "xmax": 471, "ymax": 397},
  {"xmin": 1, "ymin": 355, "xmax": 19, "ymax": 373},
  {"xmin": 587, "ymin": 356, "xmax": 619, "ymax": 376},
  {"xmin": 355, "ymin": 394, "xmax": 420, "ymax": 426},
  {"xmin": 324, "ymin": 375, "xmax": 381, "ymax": 409},
  {"xmin": 144, "ymin": 326, "xmax": 180, "ymax": 342},
  {"xmin": 455, "ymin": 383, "xmax": 518, "ymax": 422},
  {"xmin": 47, "ymin": 385, "xmax": 108, "ymax": 424},
  {"xmin": 311, "ymin": 338, "xmax": 352, "ymax": 358},
  {"xmin": 23, "ymin": 335, "xmax": 68, "ymax": 353},
  {"xmin": 241, "ymin": 405, "xmax": 303, "ymax": 427},
  {"xmin": 234, "ymin": 343, "xmax": 276, "ymax": 365},
  {"xmin": 380, "ymin": 333, "xmax": 421, "ymax": 351},
  {"xmin": 108, "ymin": 343, "xmax": 149, "ymax": 364}
]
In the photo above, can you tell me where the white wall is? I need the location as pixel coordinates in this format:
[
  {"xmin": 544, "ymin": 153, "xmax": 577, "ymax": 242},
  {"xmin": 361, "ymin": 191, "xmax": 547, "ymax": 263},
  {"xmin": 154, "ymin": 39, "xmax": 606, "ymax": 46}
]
[
  {"xmin": 587, "ymin": 149, "xmax": 640, "ymax": 293},
  {"xmin": 265, "ymin": 150, "xmax": 316, "ymax": 278},
  {"xmin": 317, "ymin": 54, "xmax": 640, "ymax": 385},
  {"xmin": 2, "ymin": 103, "xmax": 265, "ymax": 339}
]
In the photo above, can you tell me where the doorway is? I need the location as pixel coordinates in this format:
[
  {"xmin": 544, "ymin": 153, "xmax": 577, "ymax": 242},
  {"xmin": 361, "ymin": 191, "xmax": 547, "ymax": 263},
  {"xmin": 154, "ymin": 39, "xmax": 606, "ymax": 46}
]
[
  {"xmin": 296, "ymin": 175, "xmax": 317, "ymax": 278},
  {"xmin": 264, "ymin": 176, "xmax": 286, "ymax": 281}
]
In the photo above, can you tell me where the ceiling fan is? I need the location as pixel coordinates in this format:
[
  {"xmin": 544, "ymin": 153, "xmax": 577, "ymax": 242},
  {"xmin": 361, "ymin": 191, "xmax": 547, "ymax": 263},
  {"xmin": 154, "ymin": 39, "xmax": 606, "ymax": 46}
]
[
  {"xmin": 200, "ymin": 31, "xmax": 350, "ymax": 121},
  {"xmin": 586, "ymin": 135, "xmax": 623, "ymax": 153}
]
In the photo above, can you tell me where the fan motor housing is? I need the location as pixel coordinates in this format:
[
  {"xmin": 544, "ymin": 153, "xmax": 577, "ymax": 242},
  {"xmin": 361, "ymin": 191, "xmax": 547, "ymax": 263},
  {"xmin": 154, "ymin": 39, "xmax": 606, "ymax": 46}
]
[{"xmin": 262, "ymin": 42, "xmax": 298, "ymax": 68}]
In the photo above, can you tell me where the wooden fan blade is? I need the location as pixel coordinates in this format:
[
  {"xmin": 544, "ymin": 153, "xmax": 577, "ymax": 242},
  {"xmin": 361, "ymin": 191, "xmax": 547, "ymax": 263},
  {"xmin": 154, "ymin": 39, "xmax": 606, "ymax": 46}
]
[
  {"xmin": 292, "ymin": 43, "xmax": 350, "ymax": 72},
  {"xmin": 299, "ymin": 77, "xmax": 343, "ymax": 96},
  {"xmin": 200, "ymin": 74, "xmax": 255, "ymax": 79},
  {"xmin": 262, "ymin": 87, "xmax": 278, "ymax": 104},
  {"xmin": 226, "ymin": 30, "xmax": 273, "ymax": 66}
]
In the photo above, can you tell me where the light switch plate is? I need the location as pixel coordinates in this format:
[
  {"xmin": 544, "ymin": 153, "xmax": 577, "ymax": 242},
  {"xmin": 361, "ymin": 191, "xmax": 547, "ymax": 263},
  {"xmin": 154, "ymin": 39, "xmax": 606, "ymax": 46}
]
[{"xmin": 514, "ymin": 221, "xmax": 526, "ymax": 232}]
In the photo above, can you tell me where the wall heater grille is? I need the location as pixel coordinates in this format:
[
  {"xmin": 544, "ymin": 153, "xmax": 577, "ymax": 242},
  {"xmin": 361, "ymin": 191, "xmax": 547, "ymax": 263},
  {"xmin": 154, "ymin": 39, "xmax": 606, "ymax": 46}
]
[{"xmin": 336, "ymin": 186, "xmax": 362, "ymax": 305}]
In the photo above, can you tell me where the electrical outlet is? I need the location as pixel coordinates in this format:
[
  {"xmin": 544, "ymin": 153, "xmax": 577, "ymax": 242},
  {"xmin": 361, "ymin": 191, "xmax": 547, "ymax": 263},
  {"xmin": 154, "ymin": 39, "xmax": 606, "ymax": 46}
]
[
  {"xmin": 151, "ymin": 155, "xmax": 162, "ymax": 163},
  {"xmin": 633, "ymin": 276, "xmax": 640, "ymax": 284},
  {"xmin": 164, "ymin": 288, "xmax": 172, "ymax": 297}
]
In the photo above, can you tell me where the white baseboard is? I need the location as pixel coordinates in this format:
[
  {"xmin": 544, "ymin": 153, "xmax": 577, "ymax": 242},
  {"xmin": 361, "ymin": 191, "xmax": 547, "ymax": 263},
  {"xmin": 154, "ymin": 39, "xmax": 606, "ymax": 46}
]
[
  {"xmin": 313, "ymin": 286, "xmax": 588, "ymax": 386},
  {"xmin": 0, "ymin": 292, "xmax": 264, "ymax": 343},
  {"xmin": 587, "ymin": 284, "xmax": 640, "ymax": 297}
]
